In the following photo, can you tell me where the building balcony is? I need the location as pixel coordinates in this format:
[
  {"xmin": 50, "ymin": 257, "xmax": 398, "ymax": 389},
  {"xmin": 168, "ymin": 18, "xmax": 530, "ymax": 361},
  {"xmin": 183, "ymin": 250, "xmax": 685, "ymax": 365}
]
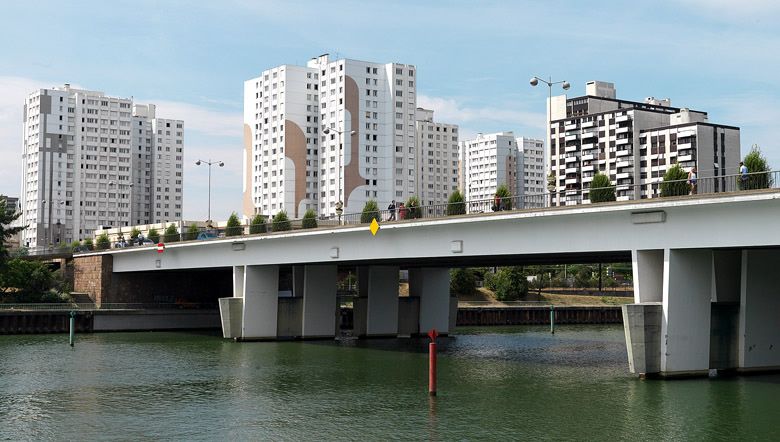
[
  {"xmin": 616, "ymin": 126, "xmax": 630, "ymax": 134},
  {"xmin": 616, "ymin": 159, "xmax": 633, "ymax": 168},
  {"xmin": 565, "ymin": 155, "xmax": 579, "ymax": 164},
  {"xmin": 615, "ymin": 115, "xmax": 630, "ymax": 123},
  {"xmin": 565, "ymin": 144, "xmax": 579, "ymax": 153},
  {"xmin": 678, "ymin": 154, "xmax": 693, "ymax": 162},
  {"xmin": 615, "ymin": 148, "xmax": 632, "ymax": 157},
  {"xmin": 582, "ymin": 121, "xmax": 595, "ymax": 128},
  {"xmin": 565, "ymin": 123, "xmax": 578, "ymax": 131},
  {"xmin": 565, "ymin": 178, "xmax": 580, "ymax": 185},
  {"xmin": 616, "ymin": 137, "xmax": 630, "ymax": 145},
  {"xmin": 565, "ymin": 166, "xmax": 579, "ymax": 174},
  {"xmin": 581, "ymin": 142, "xmax": 596, "ymax": 150},
  {"xmin": 581, "ymin": 153, "xmax": 595, "ymax": 161},
  {"xmin": 616, "ymin": 172, "xmax": 631, "ymax": 180},
  {"xmin": 581, "ymin": 164, "xmax": 595, "ymax": 172},
  {"xmin": 582, "ymin": 175, "xmax": 594, "ymax": 183}
]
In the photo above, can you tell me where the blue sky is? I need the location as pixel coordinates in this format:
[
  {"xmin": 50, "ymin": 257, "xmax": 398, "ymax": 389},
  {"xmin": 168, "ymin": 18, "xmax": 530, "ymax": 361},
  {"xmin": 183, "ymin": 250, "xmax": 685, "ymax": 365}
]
[{"xmin": 2, "ymin": 0, "xmax": 778, "ymax": 220}]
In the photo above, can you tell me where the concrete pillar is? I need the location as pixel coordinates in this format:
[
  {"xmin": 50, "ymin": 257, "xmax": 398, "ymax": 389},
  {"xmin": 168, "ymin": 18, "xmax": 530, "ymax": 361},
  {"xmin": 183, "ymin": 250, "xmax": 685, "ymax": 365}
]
[
  {"xmin": 712, "ymin": 250, "xmax": 741, "ymax": 303},
  {"xmin": 622, "ymin": 303, "xmax": 662, "ymax": 375},
  {"xmin": 301, "ymin": 264, "xmax": 337, "ymax": 338},
  {"xmin": 661, "ymin": 249, "xmax": 713, "ymax": 376},
  {"xmin": 241, "ymin": 265, "xmax": 279, "ymax": 340},
  {"xmin": 632, "ymin": 249, "xmax": 664, "ymax": 303},
  {"xmin": 233, "ymin": 265, "xmax": 245, "ymax": 298},
  {"xmin": 366, "ymin": 265, "xmax": 399, "ymax": 337},
  {"xmin": 410, "ymin": 268, "xmax": 452, "ymax": 335},
  {"xmin": 738, "ymin": 249, "xmax": 780, "ymax": 371}
]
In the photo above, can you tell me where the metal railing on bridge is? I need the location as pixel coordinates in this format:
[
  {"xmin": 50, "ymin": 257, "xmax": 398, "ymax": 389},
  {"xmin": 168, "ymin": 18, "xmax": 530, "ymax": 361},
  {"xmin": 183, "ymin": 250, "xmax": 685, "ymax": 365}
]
[
  {"xmin": 62, "ymin": 169, "xmax": 778, "ymax": 253},
  {"xmin": 0, "ymin": 302, "xmax": 218, "ymax": 311}
]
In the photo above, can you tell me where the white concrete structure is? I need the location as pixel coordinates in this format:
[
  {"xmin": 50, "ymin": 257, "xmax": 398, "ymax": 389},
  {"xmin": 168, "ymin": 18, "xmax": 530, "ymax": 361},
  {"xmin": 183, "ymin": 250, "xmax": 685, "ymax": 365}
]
[
  {"xmin": 415, "ymin": 108, "xmax": 459, "ymax": 206},
  {"xmin": 460, "ymin": 132, "xmax": 522, "ymax": 202},
  {"xmin": 20, "ymin": 84, "xmax": 183, "ymax": 247},
  {"xmin": 516, "ymin": 137, "xmax": 546, "ymax": 206},
  {"xmin": 90, "ymin": 190, "xmax": 780, "ymax": 377},
  {"xmin": 548, "ymin": 81, "xmax": 740, "ymax": 205},
  {"xmin": 243, "ymin": 54, "xmax": 417, "ymax": 219}
]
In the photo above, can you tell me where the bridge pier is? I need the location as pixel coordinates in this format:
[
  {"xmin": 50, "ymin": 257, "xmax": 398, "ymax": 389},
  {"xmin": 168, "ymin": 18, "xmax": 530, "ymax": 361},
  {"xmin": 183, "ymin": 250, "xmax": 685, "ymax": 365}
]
[
  {"xmin": 354, "ymin": 265, "xmax": 400, "ymax": 337},
  {"xmin": 409, "ymin": 268, "xmax": 452, "ymax": 335},
  {"xmin": 738, "ymin": 249, "xmax": 780, "ymax": 372},
  {"xmin": 301, "ymin": 264, "xmax": 337, "ymax": 339}
]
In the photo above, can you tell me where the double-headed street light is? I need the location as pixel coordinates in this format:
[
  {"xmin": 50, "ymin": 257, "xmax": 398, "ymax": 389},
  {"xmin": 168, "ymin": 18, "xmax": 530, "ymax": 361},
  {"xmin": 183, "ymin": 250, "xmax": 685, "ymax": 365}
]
[
  {"xmin": 531, "ymin": 76, "xmax": 570, "ymax": 207},
  {"xmin": 322, "ymin": 126, "xmax": 356, "ymax": 223},
  {"xmin": 195, "ymin": 159, "xmax": 224, "ymax": 225}
]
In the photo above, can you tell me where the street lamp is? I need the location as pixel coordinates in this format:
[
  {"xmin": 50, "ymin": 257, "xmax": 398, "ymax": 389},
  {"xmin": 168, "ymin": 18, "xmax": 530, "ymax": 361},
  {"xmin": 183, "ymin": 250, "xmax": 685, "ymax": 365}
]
[
  {"xmin": 322, "ymin": 126, "xmax": 356, "ymax": 224},
  {"xmin": 531, "ymin": 76, "xmax": 570, "ymax": 207},
  {"xmin": 195, "ymin": 159, "xmax": 224, "ymax": 225}
]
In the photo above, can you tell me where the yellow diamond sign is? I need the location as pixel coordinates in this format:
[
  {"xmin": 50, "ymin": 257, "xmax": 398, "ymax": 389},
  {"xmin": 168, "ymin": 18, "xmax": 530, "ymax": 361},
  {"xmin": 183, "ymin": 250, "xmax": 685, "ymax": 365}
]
[{"xmin": 369, "ymin": 218, "xmax": 380, "ymax": 236}]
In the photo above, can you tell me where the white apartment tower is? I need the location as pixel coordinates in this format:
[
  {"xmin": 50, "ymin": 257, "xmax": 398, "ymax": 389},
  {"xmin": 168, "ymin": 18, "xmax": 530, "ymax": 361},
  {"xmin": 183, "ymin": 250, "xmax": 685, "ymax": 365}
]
[
  {"xmin": 243, "ymin": 54, "xmax": 417, "ymax": 219},
  {"xmin": 460, "ymin": 132, "xmax": 523, "ymax": 203},
  {"xmin": 415, "ymin": 108, "xmax": 459, "ymax": 206},
  {"xmin": 516, "ymin": 136, "xmax": 546, "ymax": 204},
  {"xmin": 20, "ymin": 85, "xmax": 183, "ymax": 247},
  {"xmin": 547, "ymin": 81, "xmax": 740, "ymax": 205}
]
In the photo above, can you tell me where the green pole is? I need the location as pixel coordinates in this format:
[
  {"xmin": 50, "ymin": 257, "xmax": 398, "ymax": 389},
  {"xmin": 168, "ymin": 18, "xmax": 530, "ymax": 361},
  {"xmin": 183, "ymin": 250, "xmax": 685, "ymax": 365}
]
[
  {"xmin": 550, "ymin": 305, "xmax": 555, "ymax": 334},
  {"xmin": 69, "ymin": 311, "xmax": 75, "ymax": 347}
]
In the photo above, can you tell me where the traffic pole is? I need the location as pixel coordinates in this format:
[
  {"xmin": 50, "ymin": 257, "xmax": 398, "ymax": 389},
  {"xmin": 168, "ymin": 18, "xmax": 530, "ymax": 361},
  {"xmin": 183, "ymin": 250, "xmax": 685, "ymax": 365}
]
[
  {"xmin": 428, "ymin": 329, "xmax": 438, "ymax": 396},
  {"xmin": 550, "ymin": 305, "xmax": 555, "ymax": 334},
  {"xmin": 69, "ymin": 311, "xmax": 75, "ymax": 347}
]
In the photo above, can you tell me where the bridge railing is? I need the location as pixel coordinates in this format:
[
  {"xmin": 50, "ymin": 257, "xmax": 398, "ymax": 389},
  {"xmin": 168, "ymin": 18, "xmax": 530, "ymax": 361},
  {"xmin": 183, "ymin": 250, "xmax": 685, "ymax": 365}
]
[
  {"xmin": 71, "ymin": 170, "xmax": 779, "ymax": 253},
  {"xmin": 0, "ymin": 302, "xmax": 218, "ymax": 311}
]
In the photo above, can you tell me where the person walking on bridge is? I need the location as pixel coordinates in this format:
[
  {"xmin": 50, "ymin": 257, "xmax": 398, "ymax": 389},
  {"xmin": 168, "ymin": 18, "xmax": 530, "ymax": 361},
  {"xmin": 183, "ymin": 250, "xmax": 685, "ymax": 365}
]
[
  {"xmin": 739, "ymin": 161, "xmax": 749, "ymax": 190},
  {"xmin": 387, "ymin": 200, "xmax": 396, "ymax": 221},
  {"xmin": 688, "ymin": 166, "xmax": 698, "ymax": 195}
]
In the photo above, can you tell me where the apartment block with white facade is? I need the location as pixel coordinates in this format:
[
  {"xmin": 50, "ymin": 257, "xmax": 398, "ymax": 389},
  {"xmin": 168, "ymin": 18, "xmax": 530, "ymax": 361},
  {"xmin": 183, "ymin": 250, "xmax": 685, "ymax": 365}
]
[
  {"xmin": 459, "ymin": 132, "xmax": 523, "ymax": 203},
  {"xmin": 516, "ymin": 137, "xmax": 546, "ymax": 205},
  {"xmin": 19, "ymin": 84, "xmax": 183, "ymax": 248},
  {"xmin": 415, "ymin": 108, "xmax": 459, "ymax": 206},
  {"xmin": 547, "ymin": 81, "xmax": 740, "ymax": 205},
  {"xmin": 243, "ymin": 54, "xmax": 417, "ymax": 219}
]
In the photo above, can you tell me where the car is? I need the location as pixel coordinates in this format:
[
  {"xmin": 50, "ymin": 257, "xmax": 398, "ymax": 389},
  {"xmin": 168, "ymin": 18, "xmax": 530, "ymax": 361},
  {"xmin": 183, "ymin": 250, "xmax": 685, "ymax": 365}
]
[
  {"xmin": 133, "ymin": 237, "xmax": 155, "ymax": 246},
  {"xmin": 197, "ymin": 231, "xmax": 219, "ymax": 240}
]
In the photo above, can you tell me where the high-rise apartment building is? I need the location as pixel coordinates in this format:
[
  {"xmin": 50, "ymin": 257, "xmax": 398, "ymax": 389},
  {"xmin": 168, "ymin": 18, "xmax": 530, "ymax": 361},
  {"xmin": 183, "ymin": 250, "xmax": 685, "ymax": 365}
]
[
  {"xmin": 459, "ymin": 132, "xmax": 523, "ymax": 203},
  {"xmin": 20, "ymin": 84, "xmax": 183, "ymax": 247},
  {"xmin": 414, "ymin": 108, "xmax": 459, "ymax": 206},
  {"xmin": 516, "ymin": 137, "xmax": 546, "ymax": 202},
  {"xmin": 243, "ymin": 54, "xmax": 417, "ymax": 219},
  {"xmin": 547, "ymin": 81, "xmax": 740, "ymax": 205}
]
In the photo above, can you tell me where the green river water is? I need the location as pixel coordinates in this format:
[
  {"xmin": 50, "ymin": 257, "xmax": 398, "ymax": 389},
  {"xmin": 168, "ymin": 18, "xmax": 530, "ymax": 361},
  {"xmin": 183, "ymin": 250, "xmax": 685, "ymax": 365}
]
[{"xmin": 1, "ymin": 325, "xmax": 778, "ymax": 440}]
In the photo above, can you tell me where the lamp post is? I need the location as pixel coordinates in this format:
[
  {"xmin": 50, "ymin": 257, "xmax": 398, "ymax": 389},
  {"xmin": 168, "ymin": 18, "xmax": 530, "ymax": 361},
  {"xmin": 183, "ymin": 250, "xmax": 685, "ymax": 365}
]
[
  {"xmin": 195, "ymin": 159, "xmax": 224, "ymax": 225},
  {"xmin": 322, "ymin": 126, "xmax": 355, "ymax": 224},
  {"xmin": 531, "ymin": 76, "xmax": 570, "ymax": 207}
]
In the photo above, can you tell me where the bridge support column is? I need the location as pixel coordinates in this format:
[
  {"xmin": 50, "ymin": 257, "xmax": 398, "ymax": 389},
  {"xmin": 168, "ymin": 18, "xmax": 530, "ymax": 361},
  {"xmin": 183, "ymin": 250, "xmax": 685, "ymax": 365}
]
[
  {"xmin": 632, "ymin": 249, "xmax": 664, "ymax": 303},
  {"xmin": 622, "ymin": 249, "xmax": 665, "ymax": 375},
  {"xmin": 660, "ymin": 249, "xmax": 713, "ymax": 376},
  {"xmin": 355, "ymin": 265, "xmax": 399, "ymax": 337},
  {"xmin": 410, "ymin": 268, "xmax": 452, "ymax": 335},
  {"xmin": 738, "ymin": 249, "xmax": 780, "ymax": 372},
  {"xmin": 240, "ymin": 265, "xmax": 279, "ymax": 340},
  {"xmin": 301, "ymin": 264, "xmax": 337, "ymax": 339}
]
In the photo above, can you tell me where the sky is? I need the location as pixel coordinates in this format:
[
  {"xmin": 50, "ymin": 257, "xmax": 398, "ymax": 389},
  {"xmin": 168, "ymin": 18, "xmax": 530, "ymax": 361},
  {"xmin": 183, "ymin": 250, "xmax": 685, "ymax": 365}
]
[{"xmin": 1, "ymin": 0, "xmax": 779, "ymax": 220}]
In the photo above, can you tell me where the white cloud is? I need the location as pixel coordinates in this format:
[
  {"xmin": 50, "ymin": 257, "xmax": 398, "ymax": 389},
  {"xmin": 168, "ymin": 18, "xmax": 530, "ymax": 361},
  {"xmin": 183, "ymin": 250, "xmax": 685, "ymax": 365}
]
[
  {"xmin": 418, "ymin": 94, "xmax": 545, "ymax": 132},
  {"xmin": 139, "ymin": 99, "xmax": 242, "ymax": 138}
]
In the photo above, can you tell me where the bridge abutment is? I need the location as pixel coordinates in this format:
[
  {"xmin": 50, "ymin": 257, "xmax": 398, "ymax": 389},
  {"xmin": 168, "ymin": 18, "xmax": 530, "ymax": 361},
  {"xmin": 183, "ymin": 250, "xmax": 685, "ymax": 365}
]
[
  {"xmin": 410, "ymin": 268, "xmax": 452, "ymax": 335},
  {"xmin": 301, "ymin": 264, "xmax": 338, "ymax": 339},
  {"xmin": 240, "ymin": 265, "xmax": 279, "ymax": 340},
  {"xmin": 738, "ymin": 249, "xmax": 780, "ymax": 372}
]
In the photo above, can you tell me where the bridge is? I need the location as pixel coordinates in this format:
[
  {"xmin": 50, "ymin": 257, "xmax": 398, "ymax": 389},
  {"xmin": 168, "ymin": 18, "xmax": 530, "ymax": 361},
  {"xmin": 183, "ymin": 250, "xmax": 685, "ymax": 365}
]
[{"xmin": 72, "ymin": 189, "xmax": 780, "ymax": 378}]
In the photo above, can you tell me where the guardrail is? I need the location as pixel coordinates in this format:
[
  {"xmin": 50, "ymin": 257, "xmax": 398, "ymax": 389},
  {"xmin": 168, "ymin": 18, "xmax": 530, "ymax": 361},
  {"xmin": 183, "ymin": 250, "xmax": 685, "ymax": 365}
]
[
  {"xmin": 0, "ymin": 303, "xmax": 218, "ymax": 311},
  {"xmin": 46, "ymin": 169, "xmax": 778, "ymax": 254}
]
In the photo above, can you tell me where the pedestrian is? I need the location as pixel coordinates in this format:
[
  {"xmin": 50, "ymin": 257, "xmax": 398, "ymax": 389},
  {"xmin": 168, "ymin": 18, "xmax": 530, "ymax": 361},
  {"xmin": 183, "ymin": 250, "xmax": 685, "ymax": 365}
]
[
  {"xmin": 387, "ymin": 200, "xmax": 396, "ymax": 221},
  {"xmin": 739, "ymin": 161, "xmax": 749, "ymax": 189},
  {"xmin": 688, "ymin": 166, "xmax": 698, "ymax": 195},
  {"xmin": 398, "ymin": 202, "xmax": 407, "ymax": 220},
  {"xmin": 493, "ymin": 193, "xmax": 501, "ymax": 212}
]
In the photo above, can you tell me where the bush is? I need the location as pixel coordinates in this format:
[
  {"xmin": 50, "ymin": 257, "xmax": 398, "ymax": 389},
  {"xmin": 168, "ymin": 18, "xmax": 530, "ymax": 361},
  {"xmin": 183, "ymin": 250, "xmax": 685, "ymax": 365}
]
[
  {"xmin": 164, "ymin": 223, "xmax": 179, "ymax": 242},
  {"xmin": 69, "ymin": 240, "xmax": 81, "ymax": 251},
  {"xmin": 185, "ymin": 223, "xmax": 200, "ymax": 241},
  {"xmin": 660, "ymin": 164, "xmax": 690, "ymax": 197},
  {"xmin": 147, "ymin": 228, "xmax": 160, "ymax": 244},
  {"xmin": 361, "ymin": 200, "xmax": 380, "ymax": 224},
  {"xmin": 446, "ymin": 190, "xmax": 466, "ymax": 216},
  {"xmin": 249, "ymin": 214, "xmax": 267, "ymax": 234},
  {"xmin": 450, "ymin": 268, "xmax": 476, "ymax": 296},
  {"xmin": 492, "ymin": 266, "xmax": 528, "ymax": 301},
  {"xmin": 589, "ymin": 173, "xmax": 616, "ymax": 203},
  {"xmin": 82, "ymin": 238, "xmax": 94, "ymax": 251},
  {"xmin": 495, "ymin": 184, "xmax": 512, "ymax": 210},
  {"xmin": 742, "ymin": 146, "xmax": 773, "ymax": 190},
  {"xmin": 483, "ymin": 270, "xmax": 497, "ymax": 291},
  {"xmin": 0, "ymin": 259, "xmax": 68, "ymax": 302},
  {"xmin": 96, "ymin": 233, "xmax": 111, "ymax": 250},
  {"xmin": 226, "ymin": 212, "xmax": 242, "ymax": 237},
  {"xmin": 272, "ymin": 211, "xmax": 292, "ymax": 231},
  {"xmin": 130, "ymin": 227, "xmax": 141, "ymax": 240},
  {"xmin": 302, "ymin": 209, "xmax": 318, "ymax": 229},
  {"xmin": 406, "ymin": 196, "xmax": 422, "ymax": 219}
]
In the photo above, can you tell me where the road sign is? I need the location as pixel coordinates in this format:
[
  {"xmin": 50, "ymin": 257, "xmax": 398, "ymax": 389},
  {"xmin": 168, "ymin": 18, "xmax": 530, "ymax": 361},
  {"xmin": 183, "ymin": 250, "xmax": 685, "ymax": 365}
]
[{"xmin": 157, "ymin": 243, "xmax": 165, "ymax": 253}]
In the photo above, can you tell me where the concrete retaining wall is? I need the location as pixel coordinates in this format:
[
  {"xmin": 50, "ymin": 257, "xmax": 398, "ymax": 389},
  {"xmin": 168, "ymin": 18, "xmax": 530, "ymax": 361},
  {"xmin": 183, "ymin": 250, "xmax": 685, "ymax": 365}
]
[{"xmin": 457, "ymin": 306, "xmax": 623, "ymax": 326}]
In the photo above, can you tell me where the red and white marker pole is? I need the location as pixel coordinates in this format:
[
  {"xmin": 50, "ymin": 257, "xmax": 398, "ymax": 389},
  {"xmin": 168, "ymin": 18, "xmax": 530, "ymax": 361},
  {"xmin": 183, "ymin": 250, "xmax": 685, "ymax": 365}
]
[
  {"xmin": 157, "ymin": 242, "xmax": 165, "ymax": 254},
  {"xmin": 428, "ymin": 328, "xmax": 438, "ymax": 396}
]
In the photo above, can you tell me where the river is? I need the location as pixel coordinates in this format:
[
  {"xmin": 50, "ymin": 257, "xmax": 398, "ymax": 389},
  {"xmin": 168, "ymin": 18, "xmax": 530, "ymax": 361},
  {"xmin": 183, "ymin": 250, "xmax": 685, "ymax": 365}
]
[{"xmin": 1, "ymin": 325, "xmax": 777, "ymax": 440}]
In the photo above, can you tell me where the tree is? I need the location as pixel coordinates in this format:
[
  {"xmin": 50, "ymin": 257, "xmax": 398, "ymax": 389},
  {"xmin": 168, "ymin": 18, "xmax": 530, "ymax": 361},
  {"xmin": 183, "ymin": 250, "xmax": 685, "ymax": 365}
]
[
  {"xmin": 130, "ymin": 227, "xmax": 141, "ymax": 240},
  {"xmin": 0, "ymin": 258, "xmax": 68, "ymax": 303},
  {"xmin": 742, "ymin": 145, "xmax": 773, "ymax": 190},
  {"xmin": 96, "ymin": 233, "xmax": 111, "ymax": 250},
  {"xmin": 495, "ymin": 184, "xmax": 512, "ymax": 210},
  {"xmin": 147, "ymin": 228, "xmax": 160, "ymax": 244},
  {"xmin": 406, "ymin": 196, "xmax": 422, "ymax": 219},
  {"xmin": 660, "ymin": 164, "xmax": 690, "ymax": 197},
  {"xmin": 163, "ymin": 223, "xmax": 179, "ymax": 242},
  {"xmin": 249, "ymin": 214, "xmax": 267, "ymax": 234},
  {"xmin": 186, "ymin": 223, "xmax": 200, "ymax": 241},
  {"xmin": 82, "ymin": 238, "xmax": 94, "ymax": 251},
  {"xmin": 361, "ymin": 200, "xmax": 380, "ymax": 224},
  {"xmin": 0, "ymin": 196, "xmax": 24, "ymax": 269},
  {"xmin": 446, "ymin": 190, "xmax": 466, "ymax": 216},
  {"xmin": 302, "ymin": 209, "xmax": 318, "ymax": 229},
  {"xmin": 226, "ymin": 212, "xmax": 242, "ymax": 237},
  {"xmin": 450, "ymin": 268, "xmax": 476, "ymax": 296},
  {"xmin": 272, "ymin": 211, "xmax": 291, "ymax": 231},
  {"xmin": 589, "ymin": 173, "xmax": 616, "ymax": 203},
  {"xmin": 492, "ymin": 266, "xmax": 528, "ymax": 301}
]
